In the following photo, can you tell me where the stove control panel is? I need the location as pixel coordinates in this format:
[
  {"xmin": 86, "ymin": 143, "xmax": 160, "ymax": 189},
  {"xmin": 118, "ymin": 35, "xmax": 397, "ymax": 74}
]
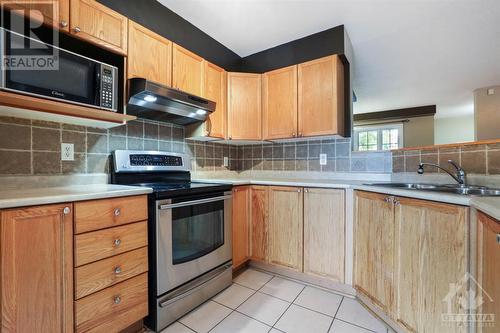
[{"xmin": 130, "ymin": 154, "xmax": 183, "ymax": 167}]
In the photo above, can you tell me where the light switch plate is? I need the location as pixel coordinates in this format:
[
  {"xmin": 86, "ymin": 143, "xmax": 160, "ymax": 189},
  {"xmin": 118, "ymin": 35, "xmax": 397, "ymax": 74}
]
[
  {"xmin": 61, "ymin": 143, "xmax": 74, "ymax": 161},
  {"xmin": 320, "ymin": 153, "xmax": 327, "ymax": 165},
  {"xmin": 223, "ymin": 156, "xmax": 229, "ymax": 167},
  {"xmin": 487, "ymin": 88, "xmax": 495, "ymax": 95}
]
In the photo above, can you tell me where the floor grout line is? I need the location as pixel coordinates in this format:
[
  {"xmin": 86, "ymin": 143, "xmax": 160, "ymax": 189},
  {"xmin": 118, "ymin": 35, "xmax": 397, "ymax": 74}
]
[
  {"xmin": 270, "ymin": 284, "xmax": 306, "ymax": 330},
  {"xmin": 334, "ymin": 318, "xmax": 380, "ymax": 333}
]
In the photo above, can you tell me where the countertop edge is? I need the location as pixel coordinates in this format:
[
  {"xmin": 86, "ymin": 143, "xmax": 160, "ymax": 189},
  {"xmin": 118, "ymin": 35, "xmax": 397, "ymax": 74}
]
[{"xmin": 0, "ymin": 186, "xmax": 153, "ymax": 209}]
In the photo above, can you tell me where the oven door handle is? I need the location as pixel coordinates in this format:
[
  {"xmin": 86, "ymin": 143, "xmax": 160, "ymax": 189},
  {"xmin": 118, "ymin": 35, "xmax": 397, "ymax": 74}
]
[{"xmin": 158, "ymin": 195, "xmax": 232, "ymax": 210}]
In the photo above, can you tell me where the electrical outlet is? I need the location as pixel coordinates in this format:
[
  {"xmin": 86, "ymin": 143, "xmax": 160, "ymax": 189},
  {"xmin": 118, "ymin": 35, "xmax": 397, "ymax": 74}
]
[
  {"xmin": 320, "ymin": 153, "xmax": 327, "ymax": 165},
  {"xmin": 61, "ymin": 143, "xmax": 74, "ymax": 161},
  {"xmin": 223, "ymin": 156, "xmax": 229, "ymax": 167}
]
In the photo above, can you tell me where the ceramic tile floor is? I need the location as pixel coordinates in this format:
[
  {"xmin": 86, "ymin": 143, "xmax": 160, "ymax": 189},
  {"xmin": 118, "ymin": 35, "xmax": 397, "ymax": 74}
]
[{"xmin": 160, "ymin": 268, "xmax": 391, "ymax": 333}]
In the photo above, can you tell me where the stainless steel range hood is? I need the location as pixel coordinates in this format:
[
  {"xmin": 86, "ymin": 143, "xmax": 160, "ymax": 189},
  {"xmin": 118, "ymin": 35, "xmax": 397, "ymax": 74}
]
[{"xmin": 126, "ymin": 78, "xmax": 216, "ymax": 125}]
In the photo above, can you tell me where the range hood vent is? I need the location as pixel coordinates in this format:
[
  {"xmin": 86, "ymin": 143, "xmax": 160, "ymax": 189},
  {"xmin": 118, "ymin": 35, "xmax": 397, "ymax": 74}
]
[{"xmin": 126, "ymin": 78, "xmax": 216, "ymax": 125}]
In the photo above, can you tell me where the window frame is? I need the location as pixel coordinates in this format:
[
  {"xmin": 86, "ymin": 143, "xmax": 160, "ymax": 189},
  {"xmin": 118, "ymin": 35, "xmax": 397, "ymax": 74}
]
[{"xmin": 353, "ymin": 123, "xmax": 404, "ymax": 151}]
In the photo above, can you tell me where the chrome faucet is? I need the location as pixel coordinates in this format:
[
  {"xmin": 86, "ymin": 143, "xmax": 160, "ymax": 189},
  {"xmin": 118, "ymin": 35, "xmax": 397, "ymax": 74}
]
[{"xmin": 417, "ymin": 159, "xmax": 467, "ymax": 186}]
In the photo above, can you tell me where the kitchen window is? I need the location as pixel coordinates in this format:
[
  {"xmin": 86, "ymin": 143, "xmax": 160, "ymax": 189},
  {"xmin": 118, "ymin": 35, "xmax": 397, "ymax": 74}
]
[{"xmin": 354, "ymin": 124, "xmax": 404, "ymax": 151}]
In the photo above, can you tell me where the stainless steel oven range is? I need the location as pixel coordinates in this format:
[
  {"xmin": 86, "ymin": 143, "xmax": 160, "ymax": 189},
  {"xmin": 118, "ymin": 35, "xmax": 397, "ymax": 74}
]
[{"xmin": 111, "ymin": 150, "xmax": 233, "ymax": 332}]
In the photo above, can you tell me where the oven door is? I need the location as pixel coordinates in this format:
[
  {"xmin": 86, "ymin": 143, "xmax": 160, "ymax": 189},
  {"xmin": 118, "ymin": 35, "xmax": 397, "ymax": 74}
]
[
  {"xmin": 0, "ymin": 29, "xmax": 101, "ymax": 108},
  {"xmin": 156, "ymin": 191, "xmax": 232, "ymax": 295}
]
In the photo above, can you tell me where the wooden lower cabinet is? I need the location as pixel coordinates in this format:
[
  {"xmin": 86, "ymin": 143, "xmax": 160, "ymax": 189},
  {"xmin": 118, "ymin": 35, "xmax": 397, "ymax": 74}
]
[
  {"xmin": 250, "ymin": 186, "xmax": 268, "ymax": 261},
  {"xmin": 394, "ymin": 197, "xmax": 468, "ymax": 333},
  {"xmin": 268, "ymin": 186, "xmax": 303, "ymax": 271},
  {"xmin": 354, "ymin": 191, "xmax": 395, "ymax": 314},
  {"xmin": 303, "ymin": 188, "xmax": 345, "ymax": 282},
  {"xmin": 1, "ymin": 203, "xmax": 74, "ymax": 333},
  {"xmin": 476, "ymin": 211, "xmax": 500, "ymax": 333},
  {"xmin": 232, "ymin": 186, "xmax": 250, "ymax": 268}
]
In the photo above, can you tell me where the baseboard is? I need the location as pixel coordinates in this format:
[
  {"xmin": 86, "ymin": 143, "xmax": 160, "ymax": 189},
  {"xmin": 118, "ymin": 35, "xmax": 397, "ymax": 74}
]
[{"xmin": 248, "ymin": 260, "xmax": 356, "ymax": 297}]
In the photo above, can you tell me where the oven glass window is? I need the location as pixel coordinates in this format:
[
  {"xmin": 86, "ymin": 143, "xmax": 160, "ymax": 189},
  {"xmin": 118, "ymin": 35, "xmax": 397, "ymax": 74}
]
[{"xmin": 171, "ymin": 200, "xmax": 224, "ymax": 265}]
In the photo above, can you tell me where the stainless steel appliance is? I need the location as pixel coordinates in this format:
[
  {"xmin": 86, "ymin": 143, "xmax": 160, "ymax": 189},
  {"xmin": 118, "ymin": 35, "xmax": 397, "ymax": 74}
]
[
  {"xmin": 0, "ymin": 28, "xmax": 118, "ymax": 111},
  {"xmin": 127, "ymin": 78, "xmax": 216, "ymax": 125},
  {"xmin": 111, "ymin": 150, "xmax": 232, "ymax": 332}
]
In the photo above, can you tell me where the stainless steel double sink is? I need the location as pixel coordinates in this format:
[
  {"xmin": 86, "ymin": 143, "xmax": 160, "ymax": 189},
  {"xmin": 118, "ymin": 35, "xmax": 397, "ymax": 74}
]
[{"xmin": 366, "ymin": 183, "xmax": 500, "ymax": 196}]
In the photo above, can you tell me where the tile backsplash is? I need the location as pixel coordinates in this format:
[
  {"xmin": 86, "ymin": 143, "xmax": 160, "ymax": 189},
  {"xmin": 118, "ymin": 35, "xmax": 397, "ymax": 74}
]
[
  {"xmin": 392, "ymin": 141, "xmax": 500, "ymax": 175},
  {"xmin": 0, "ymin": 117, "xmax": 187, "ymax": 175},
  {"xmin": 0, "ymin": 116, "xmax": 392, "ymax": 176}
]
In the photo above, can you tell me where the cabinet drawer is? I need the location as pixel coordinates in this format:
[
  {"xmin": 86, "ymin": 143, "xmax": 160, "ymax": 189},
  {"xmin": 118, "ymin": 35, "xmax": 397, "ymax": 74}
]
[
  {"xmin": 75, "ymin": 221, "xmax": 147, "ymax": 267},
  {"xmin": 75, "ymin": 273, "xmax": 148, "ymax": 333},
  {"xmin": 75, "ymin": 247, "xmax": 148, "ymax": 299},
  {"xmin": 74, "ymin": 195, "xmax": 147, "ymax": 234}
]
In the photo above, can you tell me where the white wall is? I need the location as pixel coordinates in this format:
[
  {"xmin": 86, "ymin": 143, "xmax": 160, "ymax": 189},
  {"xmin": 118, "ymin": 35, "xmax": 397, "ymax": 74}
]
[{"xmin": 434, "ymin": 115, "xmax": 475, "ymax": 144}]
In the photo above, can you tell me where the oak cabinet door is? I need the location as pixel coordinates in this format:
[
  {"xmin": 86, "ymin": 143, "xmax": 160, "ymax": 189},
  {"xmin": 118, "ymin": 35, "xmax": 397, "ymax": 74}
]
[
  {"xmin": 304, "ymin": 188, "xmax": 345, "ymax": 282},
  {"xmin": 70, "ymin": 0, "xmax": 128, "ymax": 54},
  {"xmin": 268, "ymin": 186, "xmax": 303, "ymax": 271},
  {"xmin": 354, "ymin": 191, "xmax": 395, "ymax": 315},
  {"xmin": 477, "ymin": 212, "xmax": 500, "ymax": 333},
  {"xmin": 250, "ymin": 186, "xmax": 268, "ymax": 262},
  {"xmin": 127, "ymin": 21, "xmax": 172, "ymax": 87},
  {"xmin": 263, "ymin": 65, "xmax": 298, "ymax": 140},
  {"xmin": 2, "ymin": 0, "xmax": 70, "ymax": 31},
  {"xmin": 298, "ymin": 55, "xmax": 344, "ymax": 137},
  {"xmin": 1, "ymin": 203, "xmax": 73, "ymax": 333},
  {"xmin": 232, "ymin": 186, "xmax": 250, "ymax": 268},
  {"xmin": 172, "ymin": 44, "xmax": 205, "ymax": 97},
  {"xmin": 204, "ymin": 62, "xmax": 227, "ymax": 138},
  {"xmin": 395, "ymin": 198, "xmax": 468, "ymax": 333},
  {"xmin": 227, "ymin": 72, "xmax": 262, "ymax": 140}
]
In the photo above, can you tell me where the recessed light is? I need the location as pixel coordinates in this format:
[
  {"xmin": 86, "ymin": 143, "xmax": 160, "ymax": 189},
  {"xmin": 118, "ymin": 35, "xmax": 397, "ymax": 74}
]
[{"xmin": 144, "ymin": 95, "xmax": 157, "ymax": 102}]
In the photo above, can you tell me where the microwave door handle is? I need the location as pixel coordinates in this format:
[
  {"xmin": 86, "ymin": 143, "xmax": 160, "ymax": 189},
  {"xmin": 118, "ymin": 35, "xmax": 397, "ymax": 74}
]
[
  {"xmin": 94, "ymin": 65, "xmax": 101, "ymax": 106},
  {"xmin": 158, "ymin": 195, "xmax": 232, "ymax": 210}
]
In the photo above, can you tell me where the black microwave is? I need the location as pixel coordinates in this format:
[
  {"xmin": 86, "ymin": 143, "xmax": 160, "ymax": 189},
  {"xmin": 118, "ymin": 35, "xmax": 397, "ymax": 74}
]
[{"xmin": 0, "ymin": 28, "xmax": 118, "ymax": 112}]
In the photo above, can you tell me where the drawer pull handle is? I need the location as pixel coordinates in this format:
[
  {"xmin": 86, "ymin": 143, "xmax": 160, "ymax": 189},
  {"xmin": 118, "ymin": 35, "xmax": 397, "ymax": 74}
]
[
  {"xmin": 114, "ymin": 239, "xmax": 121, "ymax": 247},
  {"xmin": 114, "ymin": 296, "xmax": 121, "ymax": 304},
  {"xmin": 74, "ymin": 26, "xmax": 81, "ymax": 33},
  {"xmin": 114, "ymin": 208, "xmax": 121, "ymax": 216},
  {"xmin": 114, "ymin": 266, "xmax": 122, "ymax": 274}
]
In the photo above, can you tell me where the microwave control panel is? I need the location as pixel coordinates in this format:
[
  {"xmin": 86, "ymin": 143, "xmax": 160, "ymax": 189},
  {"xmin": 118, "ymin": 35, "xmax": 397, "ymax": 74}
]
[{"xmin": 100, "ymin": 65, "xmax": 117, "ymax": 111}]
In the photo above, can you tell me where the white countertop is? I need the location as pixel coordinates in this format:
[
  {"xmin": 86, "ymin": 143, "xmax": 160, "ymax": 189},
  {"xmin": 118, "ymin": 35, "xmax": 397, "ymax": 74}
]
[
  {"xmin": 195, "ymin": 177, "xmax": 500, "ymax": 216},
  {"xmin": 0, "ymin": 184, "xmax": 153, "ymax": 209}
]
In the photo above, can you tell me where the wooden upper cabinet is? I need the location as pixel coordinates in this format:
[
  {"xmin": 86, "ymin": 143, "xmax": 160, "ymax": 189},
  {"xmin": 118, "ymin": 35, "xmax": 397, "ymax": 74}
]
[
  {"xmin": 232, "ymin": 186, "xmax": 250, "ymax": 269},
  {"xmin": 70, "ymin": 0, "xmax": 128, "ymax": 55},
  {"xmin": 2, "ymin": 0, "xmax": 70, "ymax": 31},
  {"xmin": 1, "ymin": 203, "xmax": 73, "ymax": 333},
  {"xmin": 394, "ymin": 198, "xmax": 468, "ymax": 333},
  {"xmin": 298, "ymin": 55, "xmax": 344, "ymax": 137},
  {"xmin": 263, "ymin": 65, "xmax": 298, "ymax": 140},
  {"xmin": 250, "ymin": 186, "xmax": 268, "ymax": 262},
  {"xmin": 172, "ymin": 44, "xmax": 205, "ymax": 96},
  {"xmin": 477, "ymin": 212, "xmax": 500, "ymax": 333},
  {"xmin": 127, "ymin": 21, "xmax": 172, "ymax": 87},
  {"xmin": 227, "ymin": 72, "xmax": 262, "ymax": 140},
  {"xmin": 204, "ymin": 62, "xmax": 227, "ymax": 138},
  {"xmin": 354, "ymin": 191, "xmax": 395, "ymax": 315},
  {"xmin": 268, "ymin": 186, "xmax": 303, "ymax": 271},
  {"xmin": 303, "ymin": 188, "xmax": 345, "ymax": 282}
]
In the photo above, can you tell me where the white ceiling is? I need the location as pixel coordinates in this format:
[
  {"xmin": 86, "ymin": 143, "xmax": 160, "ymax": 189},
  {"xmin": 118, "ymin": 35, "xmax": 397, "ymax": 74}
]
[{"xmin": 158, "ymin": 0, "xmax": 500, "ymax": 118}]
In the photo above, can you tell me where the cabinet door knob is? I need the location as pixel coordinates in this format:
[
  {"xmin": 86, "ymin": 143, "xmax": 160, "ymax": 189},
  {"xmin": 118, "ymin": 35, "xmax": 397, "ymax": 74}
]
[
  {"xmin": 298, "ymin": 132, "xmax": 303, "ymax": 137},
  {"xmin": 73, "ymin": 26, "xmax": 81, "ymax": 33},
  {"xmin": 304, "ymin": 189, "xmax": 308, "ymax": 193},
  {"xmin": 394, "ymin": 199, "xmax": 400, "ymax": 206},
  {"xmin": 114, "ymin": 208, "xmax": 121, "ymax": 216},
  {"xmin": 60, "ymin": 20, "xmax": 68, "ymax": 28},
  {"xmin": 114, "ymin": 266, "xmax": 122, "ymax": 274},
  {"xmin": 297, "ymin": 189, "xmax": 301, "ymax": 193},
  {"xmin": 292, "ymin": 132, "xmax": 296, "ymax": 137},
  {"xmin": 113, "ymin": 296, "xmax": 121, "ymax": 304},
  {"xmin": 63, "ymin": 207, "xmax": 71, "ymax": 215},
  {"xmin": 114, "ymin": 239, "xmax": 121, "ymax": 247}
]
